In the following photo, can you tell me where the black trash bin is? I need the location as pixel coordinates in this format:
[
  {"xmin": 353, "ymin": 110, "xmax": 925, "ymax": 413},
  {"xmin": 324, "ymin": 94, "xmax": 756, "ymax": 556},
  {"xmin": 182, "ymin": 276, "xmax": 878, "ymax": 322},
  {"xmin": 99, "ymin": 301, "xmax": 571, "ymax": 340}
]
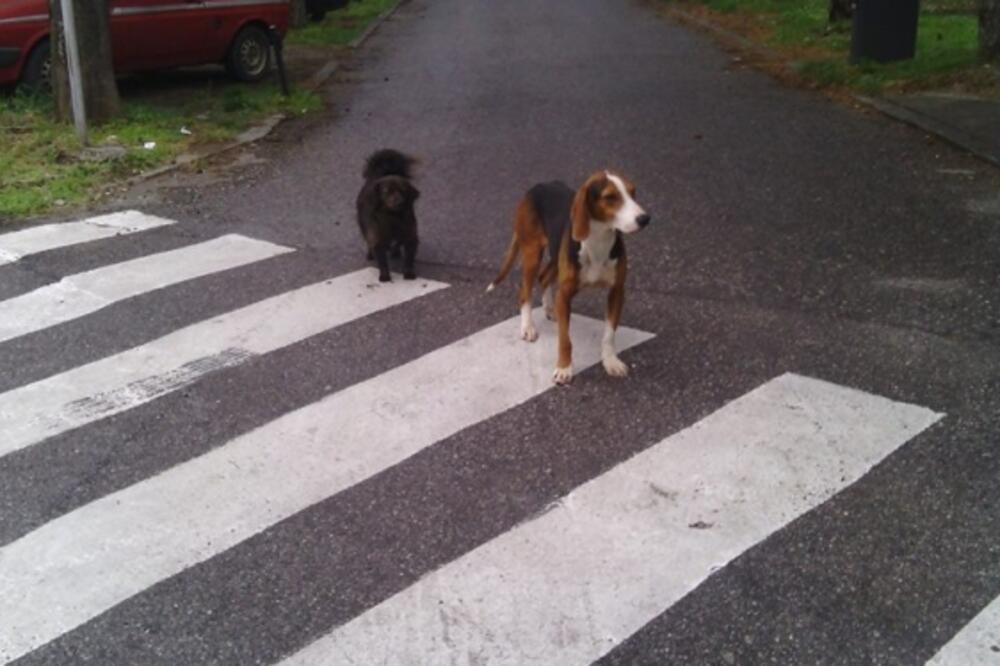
[{"xmin": 851, "ymin": 0, "xmax": 920, "ymax": 63}]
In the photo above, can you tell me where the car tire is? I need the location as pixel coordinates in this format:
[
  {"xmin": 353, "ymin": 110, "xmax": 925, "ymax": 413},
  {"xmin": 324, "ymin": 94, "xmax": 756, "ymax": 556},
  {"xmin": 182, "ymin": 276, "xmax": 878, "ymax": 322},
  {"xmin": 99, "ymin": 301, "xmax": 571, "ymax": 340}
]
[
  {"xmin": 20, "ymin": 39, "xmax": 51, "ymax": 94},
  {"xmin": 226, "ymin": 25, "xmax": 271, "ymax": 83}
]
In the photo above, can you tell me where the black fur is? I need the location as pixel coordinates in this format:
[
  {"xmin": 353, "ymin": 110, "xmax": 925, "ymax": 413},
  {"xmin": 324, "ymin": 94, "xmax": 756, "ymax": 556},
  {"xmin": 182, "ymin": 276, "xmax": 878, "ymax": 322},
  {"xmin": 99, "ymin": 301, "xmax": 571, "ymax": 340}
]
[
  {"xmin": 528, "ymin": 181, "xmax": 622, "ymax": 268},
  {"xmin": 356, "ymin": 149, "xmax": 420, "ymax": 282}
]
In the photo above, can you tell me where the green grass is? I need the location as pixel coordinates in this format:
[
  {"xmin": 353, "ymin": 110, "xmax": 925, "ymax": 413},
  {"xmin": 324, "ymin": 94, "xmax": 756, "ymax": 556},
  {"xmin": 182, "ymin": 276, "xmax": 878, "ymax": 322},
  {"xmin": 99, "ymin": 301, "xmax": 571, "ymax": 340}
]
[
  {"xmin": 793, "ymin": 13, "xmax": 980, "ymax": 93},
  {"xmin": 287, "ymin": 0, "xmax": 398, "ymax": 46},
  {"xmin": 674, "ymin": 0, "xmax": 984, "ymax": 94},
  {"xmin": 0, "ymin": 85, "xmax": 320, "ymax": 221}
]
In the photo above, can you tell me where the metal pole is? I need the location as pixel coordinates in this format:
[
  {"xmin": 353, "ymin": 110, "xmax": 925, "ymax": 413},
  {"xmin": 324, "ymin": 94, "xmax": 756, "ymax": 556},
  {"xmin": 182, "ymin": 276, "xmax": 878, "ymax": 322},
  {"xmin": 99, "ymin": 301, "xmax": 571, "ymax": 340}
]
[
  {"xmin": 58, "ymin": 0, "xmax": 88, "ymax": 145},
  {"xmin": 268, "ymin": 25, "xmax": 290, "ymax": 97}
]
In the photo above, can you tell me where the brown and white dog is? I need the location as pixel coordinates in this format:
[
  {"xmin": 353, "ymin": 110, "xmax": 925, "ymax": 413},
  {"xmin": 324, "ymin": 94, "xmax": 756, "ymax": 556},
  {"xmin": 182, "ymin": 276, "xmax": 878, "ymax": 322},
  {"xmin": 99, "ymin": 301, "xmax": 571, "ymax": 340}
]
[{"xmin": 487, "ymin": 171, "xmax": 650, "ymax": 384}]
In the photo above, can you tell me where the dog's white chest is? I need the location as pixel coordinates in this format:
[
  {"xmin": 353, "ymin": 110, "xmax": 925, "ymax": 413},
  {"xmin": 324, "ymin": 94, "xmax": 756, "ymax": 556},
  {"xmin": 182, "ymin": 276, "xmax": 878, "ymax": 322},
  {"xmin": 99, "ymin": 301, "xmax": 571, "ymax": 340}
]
[{"xmin": 578, "ymin": 234, "xmax": 618, "ymax": 287}]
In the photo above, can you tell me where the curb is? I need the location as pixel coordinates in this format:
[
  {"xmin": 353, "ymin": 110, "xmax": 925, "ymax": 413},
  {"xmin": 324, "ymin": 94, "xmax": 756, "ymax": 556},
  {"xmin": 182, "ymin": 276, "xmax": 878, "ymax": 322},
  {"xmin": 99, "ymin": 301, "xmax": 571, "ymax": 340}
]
[
  {"xmin": 855, "ymin": 95, "xmax": 1000, "ymax": 169},
  {"xmin": 349, "ymin": 0, "xmax": 405, "ymax": 49},
  {"xmin": 128, "ymin": 0, "xmax": 407, "ymax": 187}
]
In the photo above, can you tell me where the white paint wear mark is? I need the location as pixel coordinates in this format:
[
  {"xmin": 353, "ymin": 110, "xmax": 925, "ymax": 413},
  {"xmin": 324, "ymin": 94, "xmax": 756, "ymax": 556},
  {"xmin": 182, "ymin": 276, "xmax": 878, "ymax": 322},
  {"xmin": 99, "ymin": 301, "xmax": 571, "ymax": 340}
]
[{"xmin": 0, "ymin": 269, "xmax": 446, "ymax": 459}]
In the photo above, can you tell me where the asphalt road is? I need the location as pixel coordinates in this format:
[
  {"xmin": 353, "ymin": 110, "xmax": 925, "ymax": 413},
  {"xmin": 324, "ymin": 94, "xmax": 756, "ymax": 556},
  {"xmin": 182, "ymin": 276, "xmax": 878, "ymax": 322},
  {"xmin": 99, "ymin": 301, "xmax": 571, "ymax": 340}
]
[{"xmin": 1, "ymin": 0, "xmax": 999, "ymax": 664}]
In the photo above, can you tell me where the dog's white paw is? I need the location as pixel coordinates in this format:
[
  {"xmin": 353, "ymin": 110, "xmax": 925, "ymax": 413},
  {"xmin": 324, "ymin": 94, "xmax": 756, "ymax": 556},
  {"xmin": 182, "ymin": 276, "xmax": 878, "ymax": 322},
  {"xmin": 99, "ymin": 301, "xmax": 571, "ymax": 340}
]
[
  {"xmin": 552, "ymin": 365, "xmax": 573, "ymax": 385},
  {"xmin": 602, "ymin": 355, "xmax": 629, "ymax": 377},
  {"xmin": 521, "ymin": 323, "xmax": 539, "ymax": 342},
  {"xmin": 542, "ymin": 289, "xmax": 555, "ymax": 320}
]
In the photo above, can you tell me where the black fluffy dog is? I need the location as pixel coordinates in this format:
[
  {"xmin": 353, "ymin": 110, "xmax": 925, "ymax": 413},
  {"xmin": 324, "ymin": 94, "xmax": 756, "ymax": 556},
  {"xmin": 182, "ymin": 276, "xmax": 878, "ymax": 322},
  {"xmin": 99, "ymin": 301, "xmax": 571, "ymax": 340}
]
[{"xmin": 356, "ymin": 149, "xmax": 420, "ymax": 282}]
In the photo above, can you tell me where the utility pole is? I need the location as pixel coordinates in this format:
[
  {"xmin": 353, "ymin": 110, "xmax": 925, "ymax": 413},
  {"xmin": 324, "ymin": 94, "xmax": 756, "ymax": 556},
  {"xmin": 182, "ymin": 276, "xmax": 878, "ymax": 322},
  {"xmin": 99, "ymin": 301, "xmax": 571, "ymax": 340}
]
[
  {"xmin": 49, "ymin": 0, "xmax": 120, "ymax": 129},
  {"xmin": 58, "ymin": 0, "xmax": 87, "ymax": 144}
]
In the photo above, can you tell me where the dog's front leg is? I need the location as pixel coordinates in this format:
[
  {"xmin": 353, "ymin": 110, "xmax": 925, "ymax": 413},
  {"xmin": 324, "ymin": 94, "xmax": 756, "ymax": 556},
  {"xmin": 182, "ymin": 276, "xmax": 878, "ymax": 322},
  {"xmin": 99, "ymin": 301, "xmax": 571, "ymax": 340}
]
[
  {"xmin": 373, "ymin": 244, "xmax": 392, "ymax": 282},
  {"xmin": 552, "ymin": 282, "xmax": 575, "ymax": 384},
  {"xmin": 602, "ymin": 283, "xmax": 628, "ymax": 377},
  {"xmin": 402, "ymin": 239, "xmax": 418, "ymax": 280}
]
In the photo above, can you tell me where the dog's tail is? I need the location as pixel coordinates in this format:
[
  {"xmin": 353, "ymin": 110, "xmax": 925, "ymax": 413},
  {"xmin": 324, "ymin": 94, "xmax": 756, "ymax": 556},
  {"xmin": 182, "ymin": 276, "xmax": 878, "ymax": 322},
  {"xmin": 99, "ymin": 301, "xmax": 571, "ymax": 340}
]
[
  {"xmin": 363, "ymin": 149, "xmax": 416, "ymax": 180},
  {"xmin": 486, "ymin": 233, "xmax": 520, "ymax": 293}
]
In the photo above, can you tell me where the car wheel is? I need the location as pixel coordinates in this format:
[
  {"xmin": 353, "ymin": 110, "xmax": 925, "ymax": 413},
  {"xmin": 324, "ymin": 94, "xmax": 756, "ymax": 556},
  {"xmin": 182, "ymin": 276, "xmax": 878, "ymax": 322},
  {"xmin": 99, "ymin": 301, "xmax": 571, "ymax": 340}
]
[
  {"xmin": 20, "ymin": 39, "xmax": 52, "ymax": 94},
  {"xmin": 226, "ymin": 25, "xmax": 271, "ymax": 83}
]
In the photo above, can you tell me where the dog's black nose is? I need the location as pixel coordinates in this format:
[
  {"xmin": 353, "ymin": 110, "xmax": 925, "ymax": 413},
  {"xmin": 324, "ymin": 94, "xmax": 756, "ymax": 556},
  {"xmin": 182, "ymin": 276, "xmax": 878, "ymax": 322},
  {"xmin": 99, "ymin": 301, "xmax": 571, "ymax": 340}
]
[{"xmin": 636, "ymin": 214, "xmax": 651, "ymax": 228}]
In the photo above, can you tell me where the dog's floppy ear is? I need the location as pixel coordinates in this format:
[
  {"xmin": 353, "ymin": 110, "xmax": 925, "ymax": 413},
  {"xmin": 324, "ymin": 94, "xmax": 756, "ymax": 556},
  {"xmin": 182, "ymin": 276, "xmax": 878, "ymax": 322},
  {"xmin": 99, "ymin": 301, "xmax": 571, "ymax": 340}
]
[
  {"xmin": 405, "ymin": 181, "xmax": 421, "ymax": 201},
  {"xmin": 571, "ymin": 174, "xmax": 600, "ymax": 242}
]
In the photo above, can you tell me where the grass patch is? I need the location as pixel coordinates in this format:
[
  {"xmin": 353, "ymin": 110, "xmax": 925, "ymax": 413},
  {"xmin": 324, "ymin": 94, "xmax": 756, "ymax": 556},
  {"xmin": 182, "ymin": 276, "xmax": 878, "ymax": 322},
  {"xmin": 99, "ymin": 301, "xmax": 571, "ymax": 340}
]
[
  {"xmin": 287, "ymin": 0, "xmax": 398, "ymax": 46},
  {"xmin": 0, "ymin": 84, "xmax": 319, "ymax": 221},
  {"xmin": 668, "ymin": 0, "xmax": 991, "ymax": 95},
  {"xmin": 0, "ymin": 0, "xmax": 397, "ymax": 221}
]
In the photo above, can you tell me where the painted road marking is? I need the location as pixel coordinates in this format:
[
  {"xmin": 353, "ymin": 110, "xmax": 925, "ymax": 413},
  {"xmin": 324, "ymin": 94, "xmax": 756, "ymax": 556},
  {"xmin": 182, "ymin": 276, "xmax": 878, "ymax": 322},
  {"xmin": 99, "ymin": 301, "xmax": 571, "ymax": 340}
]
[
  {"xmin": 927, "ymin": 594, "xmax": 1000, "ymax": 665},
  {"xmin": 278, "ymin": 373, "xmax": 943, "ymax": 666},
  {"xmin": 0, "ymin": 314, "xmax": 653, "ymax": 663},
  {"xmin": 0, "ymin": 234, "xmax": 292, "ymax": 345},
  {"xmin": 0, "ymin": 269, "xmax": 448, "ymax": 460},
  {"xmin": 0, "ymin": 211, "xmax": 175, "ymax": 266}
]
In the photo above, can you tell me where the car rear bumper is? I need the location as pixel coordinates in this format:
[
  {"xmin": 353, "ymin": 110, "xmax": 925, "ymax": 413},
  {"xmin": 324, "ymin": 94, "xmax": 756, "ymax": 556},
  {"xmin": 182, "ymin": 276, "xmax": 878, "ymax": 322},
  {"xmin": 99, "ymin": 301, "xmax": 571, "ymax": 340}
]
[
  {"xmin": 305, "ymin": 0, "xmax": 350, "ymax": 12},
  {"xmin": 0, "ymin": 47, "xmax": 21, "ymax": 84},
  {"xmin": 0, "ymin": 47, "xmax": 20, "ymax": 68}
]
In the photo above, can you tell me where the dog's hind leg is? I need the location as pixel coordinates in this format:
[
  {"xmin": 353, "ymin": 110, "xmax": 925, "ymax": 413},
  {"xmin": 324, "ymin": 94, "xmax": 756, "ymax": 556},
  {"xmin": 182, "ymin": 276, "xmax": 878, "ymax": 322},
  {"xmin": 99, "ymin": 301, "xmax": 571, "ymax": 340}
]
[
  {"xmin": 519, "ymin": 247, "xmax": 543, "ymax": 342},
  {"xmin": 539, "ymin": 260, "xmax": 557, "ymax": 321}
]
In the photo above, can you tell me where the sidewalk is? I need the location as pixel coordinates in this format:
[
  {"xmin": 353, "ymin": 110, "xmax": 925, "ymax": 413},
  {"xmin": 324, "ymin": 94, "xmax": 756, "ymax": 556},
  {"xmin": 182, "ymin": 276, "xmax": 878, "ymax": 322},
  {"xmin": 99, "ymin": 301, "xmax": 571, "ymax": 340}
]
[{"xmin": 860, "ymin": 92, "xmax": 1000, "ymax": 169}]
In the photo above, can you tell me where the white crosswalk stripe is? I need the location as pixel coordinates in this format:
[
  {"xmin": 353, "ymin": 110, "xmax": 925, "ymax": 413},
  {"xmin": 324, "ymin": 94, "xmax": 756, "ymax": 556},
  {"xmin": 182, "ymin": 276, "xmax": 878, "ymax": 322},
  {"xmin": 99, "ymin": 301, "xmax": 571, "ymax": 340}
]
[
  {"xmin": 0, "ymin": 268, "xmax": 447, "ymax": 459},
  {"xmin": 0, "ymin": 234, "xmax": 292, "ymax": 344},
  {"xmin": 278, "ymin": 373, "xmax": 942, "ymax": 665},
  {"xmin": 0, "ymin": 210, "xmax": 174, "ymax": 266},
  {"xmin": 928, "ymin": 594, "xmax": 1000, "ymax": 665}
]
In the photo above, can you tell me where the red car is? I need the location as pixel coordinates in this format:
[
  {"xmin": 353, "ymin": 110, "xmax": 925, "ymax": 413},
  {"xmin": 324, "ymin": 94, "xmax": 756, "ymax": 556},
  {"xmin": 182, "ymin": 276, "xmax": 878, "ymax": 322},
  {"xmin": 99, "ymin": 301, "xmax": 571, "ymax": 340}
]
[{"xmin": 0, "ymin": 0, "xmax": 290, "ymax": 90}]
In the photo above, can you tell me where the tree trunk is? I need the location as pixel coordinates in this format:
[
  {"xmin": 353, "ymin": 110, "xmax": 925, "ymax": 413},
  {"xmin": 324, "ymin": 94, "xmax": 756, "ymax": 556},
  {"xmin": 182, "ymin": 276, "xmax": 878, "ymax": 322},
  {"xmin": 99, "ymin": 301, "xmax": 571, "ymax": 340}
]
[
  {"xmin": 982, "ymin": 0, "xmax": 1000, "ymax": 60},
  {"xmin": 49, "ymin": 0, "xmax": 121, "ymax": 125},
  {"xmin": 290, "ymin": 0, "xmax": 309, "ymax": 27},
  {"xmin": 829, "ymin": 0, "xmax": 855, "ymax": 23}
]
